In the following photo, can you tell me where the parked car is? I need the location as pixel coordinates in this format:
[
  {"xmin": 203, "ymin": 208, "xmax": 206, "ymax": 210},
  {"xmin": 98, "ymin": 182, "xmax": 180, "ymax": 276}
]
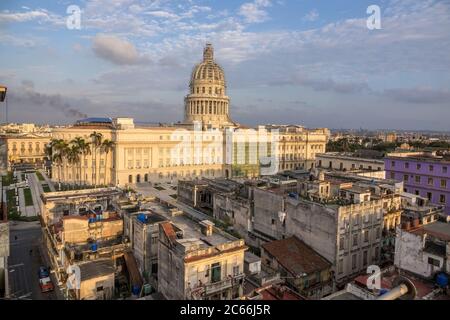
[
  {"xmin": 38, "ymin": 266, "xmax": 50, "ymax": 279},
  {"xmin": 39, "ymin": 277, "xmax": 54, "ymax": 293}
]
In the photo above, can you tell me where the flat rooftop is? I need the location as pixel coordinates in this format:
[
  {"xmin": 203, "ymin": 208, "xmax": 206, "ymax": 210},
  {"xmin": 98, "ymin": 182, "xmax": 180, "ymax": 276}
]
[
  {"xmin": 144, "ymin": 201, "xmax": 237, "ymax": 249},
  {"xmin": 42, "ymin": 187, "xmax": 122, "ymax": 202},
  {"xmin": 411, "ymin": 221, "xmax": 450, "ymax": 241}
]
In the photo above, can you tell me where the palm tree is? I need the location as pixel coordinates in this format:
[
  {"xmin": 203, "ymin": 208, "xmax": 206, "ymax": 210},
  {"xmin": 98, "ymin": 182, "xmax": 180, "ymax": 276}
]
[
  {"xmin": 71, "ymin": 137, "xmax": 90, "ymax": 186},
  {"xmin": 100, "ymin": 139, "xmax": 114, "ymax": 186},
  {"xmin": 90, "ymin": 132, "xmax": 103, "ymax": 187},
  {"xmin": 51, "ymin": 139, "xmax": 68, "ymax": 190},
  {"xmin": 67, "ymin": 145, "xmax": 80, "ymax": 186}
]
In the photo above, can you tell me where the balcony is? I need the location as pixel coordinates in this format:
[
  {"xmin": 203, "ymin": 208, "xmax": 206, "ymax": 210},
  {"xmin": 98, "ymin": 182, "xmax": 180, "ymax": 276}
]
[{"xmin": 188, "ymin": 273, "xmax": 245, "ymax": 299}]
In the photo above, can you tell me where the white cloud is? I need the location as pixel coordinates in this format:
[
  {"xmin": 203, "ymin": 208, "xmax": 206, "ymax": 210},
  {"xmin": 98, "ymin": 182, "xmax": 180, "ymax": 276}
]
[
  {"xmin": 145, "ymin": 10, "xmax": 180, "ymax": 20},
  {"xmin": 303, "ymin": 9, "xmax": 319, "ymax": 22},
  {"xmin": 92, "ymin": 34, "xmax": 149, "ymax": 65},
  {"xmin": 239, "ymin": 0, "xmax": 272, "ymax": 23}
]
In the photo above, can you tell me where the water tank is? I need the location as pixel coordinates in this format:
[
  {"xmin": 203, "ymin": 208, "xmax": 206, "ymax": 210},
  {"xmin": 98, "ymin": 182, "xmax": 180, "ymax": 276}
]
[
  {"xmin": 88, "ymin": 217, "xmax": 96, "ymax": 223},
  {"xmin": 132, "ymin": 285, "xmax": 141, "ymax": 296},
  {"xmin": 436, "ymin": 273, "xmax": 448, "ymax": 288},
  {"xmin": 90, "ymin": 243, "xmax": 98, "ymax": 252},
  {"xmin": 137, "ymin": 213, "xmax": 147, "ymax": 223}
]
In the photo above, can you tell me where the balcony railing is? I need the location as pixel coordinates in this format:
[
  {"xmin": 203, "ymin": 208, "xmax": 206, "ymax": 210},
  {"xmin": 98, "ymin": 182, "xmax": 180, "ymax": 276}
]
[{"xmin": 188, "ymin": 273, "xmax": 245, "ymax": 299}]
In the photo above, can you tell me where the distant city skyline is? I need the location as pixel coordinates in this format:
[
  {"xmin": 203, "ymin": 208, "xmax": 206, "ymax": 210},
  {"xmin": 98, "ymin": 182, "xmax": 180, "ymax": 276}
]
[{"xmin": 0, "ymin": 0, "xmax": 449, "ymax": 130}]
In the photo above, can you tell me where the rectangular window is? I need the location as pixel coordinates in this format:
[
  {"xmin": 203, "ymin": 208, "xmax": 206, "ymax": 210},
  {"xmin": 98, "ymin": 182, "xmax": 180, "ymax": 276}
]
[
  {"xmin": 233, "ymin": 265, "xmax": 240, "ymax": 276},
  {"xmin": 352, "ymin": 254, "xmax": 357, "ymax": 270},
  {"xmin": 376, "ymin": 227, "xmax": 381, "ymax": 239},
  {"xmin": 374, "ymin": 247, "xmax": 379, "ymax": 261},
  {"xmin": 441, "ymin": 179, "xmax": 447, "ymax": 188},
  {"xmin": 405, "ymin": 162, "xmax": 409, "ymax": 169},
  {"xmin": 417, "ymin": 163, "xmax": 421, "ymax": 170},
  {"xmin": 364, "ymin": 230, "xmax": 369, "ymax": 242},
  {"xmin": 363, "ymin": 251, "xmax": 368, "ymax": 266},
  {"xmin": 390, "ymin": 172, "xmax": 395, "ymax": 179},
  {"xmin": 440, "ymin": 194, "xmax": 446, "ymax": 204},
  {"xmin": 338, "ymin": 259, "xmax": 344, "ymax": 274},
  {"xmin": 429, "ymin": 165, "xmax": 434, "ymax": 172},
  {"xmin": 352, "ymin": 233, "xmax": 358, "ymax": 247},
  {"xmin": 428, "ymin": 257, "xmax": 440, "ymax": 267},
  {"xmin": 339, "ymin": 236, "xmax": 345, "ymax": 249},
  {"xmin": 404, "ymin": 175, "xmax": 409, "ymax": 182},
  {"xmin": 415, "ymin": 176, "xmax": 421, "ymax": 183},
  {"xmin": 428, "ymin": 177, "xmax": 433, "ymax": 185},
  {"xmin": 427, "ymin": 192, "xmax": 432, "ymax": 201},
  {"xmin": 443, "ymin": 166, "xmax": 448, "ymax": 174},
  {"xmin": 391, "ymin": 161, "xmax": 395, "ymax": 167}
]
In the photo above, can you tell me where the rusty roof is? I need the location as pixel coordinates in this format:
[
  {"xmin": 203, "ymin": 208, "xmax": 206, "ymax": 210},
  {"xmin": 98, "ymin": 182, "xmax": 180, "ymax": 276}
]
[{"xmin": 262, "ymin": 236, "xmax": 331, "ymax": 275}]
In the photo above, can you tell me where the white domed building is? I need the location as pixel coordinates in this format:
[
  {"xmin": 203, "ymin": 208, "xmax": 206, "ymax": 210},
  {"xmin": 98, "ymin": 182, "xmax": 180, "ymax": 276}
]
[
  {"xmin": 184, "ymin": 44, "xmax": 235, "ymax": 128},
  {"xmin": 51, "ymin": 44, "xmax": 330, "ymax": 186}
]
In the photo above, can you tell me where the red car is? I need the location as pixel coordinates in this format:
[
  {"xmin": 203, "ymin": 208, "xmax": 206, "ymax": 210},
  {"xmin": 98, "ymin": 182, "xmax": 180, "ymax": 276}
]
[{"xmin": 39, "ymin": 277, "xmax": 54, "ymax": 293}]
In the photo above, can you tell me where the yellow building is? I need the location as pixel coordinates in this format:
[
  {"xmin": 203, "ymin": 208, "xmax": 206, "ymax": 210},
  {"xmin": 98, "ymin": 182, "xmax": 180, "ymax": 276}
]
[
  {"xmin": 0, "ymin": 133, "xmax": 51, "ymax": 170},
  {"xmin": 51, "ymin": 44, "xmax": 329, "ymax": 186}
]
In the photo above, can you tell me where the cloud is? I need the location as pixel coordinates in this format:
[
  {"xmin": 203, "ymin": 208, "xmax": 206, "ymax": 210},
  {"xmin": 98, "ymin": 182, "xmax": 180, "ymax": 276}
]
[
  {"xmin": 303, "ymin": 9, "xmax": 319, "ymax": 22},
  {"xmin": 0, "ymin": 8, "xmax": 63, "ymax": 26},
  {"xmin": 92, "ymin": 34, "xmax": 149, "ymax": 65},
  {"xmin": 145, "ymin": 10, "xmax": 180, "ymax": 20},
  {"xmin": 384, "ymin": 87, "xmax": 450, "ymax": 104},
  {"xmin": 239, "ymin": 0, "xmax": 272, "ymax": 23}
]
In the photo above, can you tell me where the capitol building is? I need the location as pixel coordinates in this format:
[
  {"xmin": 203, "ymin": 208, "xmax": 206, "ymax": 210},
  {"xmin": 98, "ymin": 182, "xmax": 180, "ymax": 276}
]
[{"xmin": 51, "ymin": 44, "xmax": 329, "ymax": 187}]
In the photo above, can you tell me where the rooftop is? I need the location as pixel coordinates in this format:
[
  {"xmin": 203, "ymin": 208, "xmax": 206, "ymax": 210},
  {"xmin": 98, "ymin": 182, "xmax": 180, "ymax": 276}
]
[
  {"xmin": 410, "ymin": 221, "xmax": 450, "ymax": 241},
  {"xmin": 262, "ymin": 236, "xmax": 331, "ymax": 275},
  {"xmin": 78, "ymin": 259, "xmax": 115, "ymax": 281},
  {"xmin": 146, "ymin": 201, "xmax": 239, "ymax": 251}
]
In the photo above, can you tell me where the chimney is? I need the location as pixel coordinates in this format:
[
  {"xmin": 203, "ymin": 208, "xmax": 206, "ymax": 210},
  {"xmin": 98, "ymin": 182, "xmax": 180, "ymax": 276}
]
[{"xmin": 200, "ymin": 220, "xmax": 214, "ymax": 236}]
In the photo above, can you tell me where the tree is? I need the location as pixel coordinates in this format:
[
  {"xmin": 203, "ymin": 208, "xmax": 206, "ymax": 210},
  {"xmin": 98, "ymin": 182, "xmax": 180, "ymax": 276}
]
[
  {"xmin": 71, "ymin": 137, "xmax": 91, "ymax": 185},
  {"xmin": 51, "ymin": 139, "xmax": 68, "ymax": 190},
  {"xmin": 100, "ymin": 139, "xmax": 114, "ymax": 186},
  {"xmin": 89, "ymin": 132, "xmax": 103, "ymax": 187},
  {"xmin": 67, "ymin": 145, "xmax": 80, "ymax": 186}
]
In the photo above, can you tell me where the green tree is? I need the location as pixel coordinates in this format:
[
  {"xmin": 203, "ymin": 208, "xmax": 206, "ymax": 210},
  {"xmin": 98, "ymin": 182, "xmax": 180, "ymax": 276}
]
[
  {"xmin": 89, "ymin": 132, "xmax": 103, "ymax": 187},
  {"xmin": 100, "ymin": 139, "xmax": 114, "ymax": 186}
]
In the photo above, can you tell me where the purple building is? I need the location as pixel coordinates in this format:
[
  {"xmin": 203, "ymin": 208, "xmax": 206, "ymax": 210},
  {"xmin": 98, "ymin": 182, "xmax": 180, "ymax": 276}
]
[{"xmin": 385, "ymin": 153, "xmax": 450, "ymax": 216}]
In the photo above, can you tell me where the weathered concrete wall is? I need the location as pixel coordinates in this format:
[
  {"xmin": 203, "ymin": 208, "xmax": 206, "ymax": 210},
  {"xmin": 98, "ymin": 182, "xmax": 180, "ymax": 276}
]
[
  {"xmin": 285, "ymin": 199, "xmax": 337, "ymax": 264},
  {"xmin": 63, "ymin": 218, "xmax": 123, "ymax": 244},
  {"xmin": 79, "ymin": 274, "xmax": 114, "ymax": 300},
  {"xmin": 0, "ymin": 222, "xmax": 9, "ymax": 258},
  {"xmin": 394, "ymin": 228, "xmax": 445, "ymax": 278},
  {"xmin": 253, "ymin": 188, "xmax": 285, "ymax": 240},
  {"xmin": 213, "ymin": 193, "xmax": 251, "ymax": 238}
]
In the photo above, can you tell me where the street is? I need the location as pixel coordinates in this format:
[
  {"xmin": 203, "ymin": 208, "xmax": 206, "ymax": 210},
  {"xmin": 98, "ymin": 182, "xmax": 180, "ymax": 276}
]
[{"xmin": 8, "ymin": 221, "xmax": 57, "ymax": 300}]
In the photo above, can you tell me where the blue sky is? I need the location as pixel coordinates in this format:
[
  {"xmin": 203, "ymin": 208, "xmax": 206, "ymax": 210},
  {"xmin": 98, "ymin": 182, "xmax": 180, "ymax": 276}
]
[{"xmin": 0, "ymin": 0, "xmax": 449, "ymax": 130}]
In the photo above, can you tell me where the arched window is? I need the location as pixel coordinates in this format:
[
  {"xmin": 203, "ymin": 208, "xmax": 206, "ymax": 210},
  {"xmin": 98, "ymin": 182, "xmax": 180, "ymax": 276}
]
[
  {"xmin": 128, "ymin": 175, "xmax": 133, "ymax": 183},
  {"xmin": 144, "ymin": 174, "xmax": 149, "ymax": 182}
]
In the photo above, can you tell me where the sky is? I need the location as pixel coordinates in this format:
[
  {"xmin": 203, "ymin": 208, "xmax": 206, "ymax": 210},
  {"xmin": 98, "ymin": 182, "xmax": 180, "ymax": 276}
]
[{"xmin": 0, "ymin": 0, "xmax": 449, "ymax": 130}]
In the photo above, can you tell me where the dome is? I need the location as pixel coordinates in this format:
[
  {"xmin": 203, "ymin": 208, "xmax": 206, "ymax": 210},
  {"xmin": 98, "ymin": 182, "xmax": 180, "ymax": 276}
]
[
  {"xmin": 190, "ymin": 44, "xmax": 226, "ymax": 84},
  {"xmin": 184, "ymin": 43, "xmax": 234, "ymax": 128}
]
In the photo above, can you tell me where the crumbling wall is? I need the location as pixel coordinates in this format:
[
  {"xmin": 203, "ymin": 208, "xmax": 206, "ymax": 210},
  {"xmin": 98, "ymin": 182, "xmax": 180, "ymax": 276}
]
[
  {"xmin": 285, "ymin": 199, "xmax": 337, "ymax": 264},
  {"xmin": 394, "ymin": 229, "xmax": 433, "ymax": 278}
]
